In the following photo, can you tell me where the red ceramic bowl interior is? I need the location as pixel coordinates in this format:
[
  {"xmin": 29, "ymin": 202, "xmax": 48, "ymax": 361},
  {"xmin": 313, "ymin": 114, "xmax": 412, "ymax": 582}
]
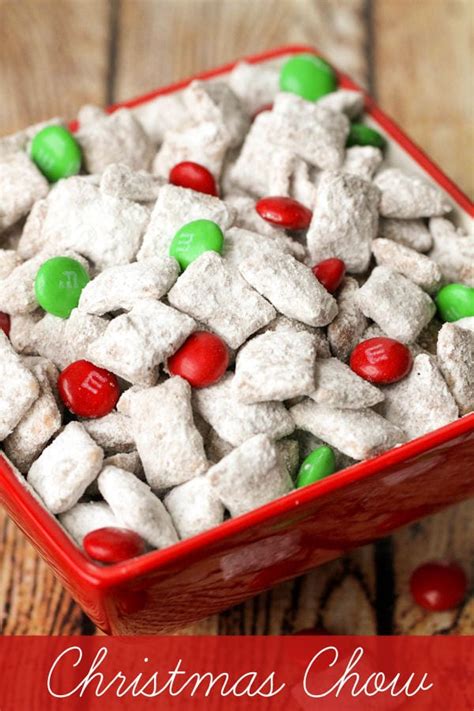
[{"xmin": 1, "ymin": 45, "xmax": 473, "ymax": 634}]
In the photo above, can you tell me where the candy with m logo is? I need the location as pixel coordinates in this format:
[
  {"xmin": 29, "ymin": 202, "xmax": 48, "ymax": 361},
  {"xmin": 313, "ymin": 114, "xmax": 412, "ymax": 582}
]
[
  {"xmin": 350, "ymin": 337, "xmax": 413, "ymax": 384},
  {"xmin": 58, "ymin": 360, "xmax": 120, "ymax": 418}
]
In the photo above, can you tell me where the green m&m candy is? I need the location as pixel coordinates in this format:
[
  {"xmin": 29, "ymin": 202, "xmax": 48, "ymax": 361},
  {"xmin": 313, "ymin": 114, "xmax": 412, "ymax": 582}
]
[
  {"xmin": 279, "ymin": 54, "xmax": 337, "ymax": 101},
  {"xmin": 169, "ymin": 219, "xmax": 224, "ymax": 271},
  {"xmin": 30, "ymin": 125, "xmax": 82, "ymax": 182},
  {"xmin": 435, "ymin": 283, "xmax": 474, "ymax": 322},
  {"xmin": 296, "ymin": 445, "xmax": 336, "ymax": 488},
  {"xmin": 346, "ymin": 122, "xmax": 386, "ymax": 150},
  {"xmin": 35, "ymin": 256, "xmax": 89, "ymax": 318}
]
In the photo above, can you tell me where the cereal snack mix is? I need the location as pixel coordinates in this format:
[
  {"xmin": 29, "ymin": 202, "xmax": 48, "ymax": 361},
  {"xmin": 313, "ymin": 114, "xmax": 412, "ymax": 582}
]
[{"xmin": 0, "ymin": 52, "xmax": 472, "ymax": 563}]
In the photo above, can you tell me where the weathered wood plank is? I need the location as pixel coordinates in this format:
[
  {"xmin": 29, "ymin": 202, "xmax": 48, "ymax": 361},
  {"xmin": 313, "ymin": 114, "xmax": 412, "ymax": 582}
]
[
  {"xmin": 0, "ymin": 0, "xmax": 110, "ymax": 635},
  {"xmin": 115, "ymin": 0, "xmax": 369, "ymax": 103},
  {"xmin": 373, "ymin": 0, "xmax": 473, "ymax": 198}
]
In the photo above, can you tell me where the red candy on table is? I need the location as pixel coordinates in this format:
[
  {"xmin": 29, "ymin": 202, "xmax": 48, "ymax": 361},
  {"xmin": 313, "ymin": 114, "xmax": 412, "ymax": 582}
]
[
  {"xmin": 58, "ymin": 359, "xmax": 120, "ymax": 418},
  {"xmin": 410, "ymin": 561, "xmax": 467, "ymax": 611},
  {"xmin": 169, "ymin": 161, "xmax": 218, "ymax": 197},
  {"xmin": 168, "ymin": 331, "xmax": 229, "ymax": 388},
  {"xmin": 350, "ymin": 337, "xmax": 413, "ymax": 384},
  {"xmin": 255, "ymin": 196, "xmax": 313, "ymax": 230},
  {"xmin": 84, "ymin": 527, "xmax": 146, "ymax": 564},
  {"xmin": 312, "ymin": 258, "xmax": 346, "ymax": 294},
  {"xmin": 0, "ymin": 312, "xmax": 11, "ymax": 337}
]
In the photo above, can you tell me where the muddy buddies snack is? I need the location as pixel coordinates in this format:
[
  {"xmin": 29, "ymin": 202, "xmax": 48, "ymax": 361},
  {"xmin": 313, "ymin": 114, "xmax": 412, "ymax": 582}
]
[{"xmin": 0, "ymin": 51, "xmax": 472, "ymax": 565}]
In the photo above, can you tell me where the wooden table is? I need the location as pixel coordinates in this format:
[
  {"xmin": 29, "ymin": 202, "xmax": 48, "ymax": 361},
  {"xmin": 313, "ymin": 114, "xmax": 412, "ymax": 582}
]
[{"xmin": 0, "ymin": 0, "xmax": 472, "ymax": 636}]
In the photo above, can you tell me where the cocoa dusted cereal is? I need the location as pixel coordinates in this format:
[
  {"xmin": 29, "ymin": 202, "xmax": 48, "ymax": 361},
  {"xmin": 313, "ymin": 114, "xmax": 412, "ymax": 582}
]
[{"xmin": 0, "ymin": 52, "xmax": 472, "ymax": 563}]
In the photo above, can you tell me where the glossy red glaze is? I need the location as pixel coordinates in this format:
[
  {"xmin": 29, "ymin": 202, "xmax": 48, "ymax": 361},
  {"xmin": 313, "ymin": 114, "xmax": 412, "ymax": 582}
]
[
  {"xmin": 410, "ymin": 562, "xmax": 468, "ymax": 611},
  {"xmin": 256, "ymin": 196, "xmax": 313, "ymax": 230},
  {"xmin": 84, "ymin": 527, "xmax": 146, "ymax": 564},
  {"xmin": 58, "ymin": 360, "xmax": 120, "ymax": 418},
  {"xmin": 312, "ymin": 258, "xmax": 346, "ymax": 294},
  {"xmin": 0, "ymin": 47, "xmax": 473, "ymax": 635},
  {"xmin": 350, "ymin": 337, "xmax": 413, "ymax": 384},
  {"xmin": 0, "ymin": 312, "xmax": 11, "ymax": 337},
  {"xmin": 168, "ymin": 331, "xmax": 229, "ymax": 388},
  {"xmin": 169, "ymin": 161, "xmax": 218, "ymax": 196}
]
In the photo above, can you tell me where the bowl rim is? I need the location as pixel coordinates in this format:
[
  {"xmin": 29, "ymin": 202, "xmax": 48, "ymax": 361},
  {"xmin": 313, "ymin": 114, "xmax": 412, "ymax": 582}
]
[{"xmin": 1, "ymin": 44, "xmax": 473, "ymax": 589}]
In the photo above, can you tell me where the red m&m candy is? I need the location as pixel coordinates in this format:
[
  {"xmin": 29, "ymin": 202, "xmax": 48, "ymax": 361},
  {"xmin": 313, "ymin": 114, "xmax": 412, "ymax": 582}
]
[
  {"xmin": 256, "ymin": 196, "xmax": 313, "ymax": 230},
  {"xmin": 312, "ymin": 258, "xmax": 346, "ymax": 294},
  {"xmin": 58, "ymin": 360, "xmax": 120, "ymax": 418},
  {"xmin": 168, "ymin": 331, "xmax": 229, "ymax": 388},
  {"xmin": 0, "ymin": 312, "xmax": 11, "ymax": 338},
  {"xmin": 410, "ymin": 561, "xmax": 467, "ymax": 611},
  {"xmin": 350, "ymin": 337, "xmax": 413, "ymax": 384},
  {"xmin": 84, "ymin": 527, "xmax": 145, "ymax": 564},
  {"xmin": 169, "ymin": 161, "xmax": 218, "ymax": 197}
]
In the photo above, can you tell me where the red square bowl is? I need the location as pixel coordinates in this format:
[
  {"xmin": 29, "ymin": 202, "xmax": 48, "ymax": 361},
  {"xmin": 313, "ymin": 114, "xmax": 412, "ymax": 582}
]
[{"xmin": 1, "ymin": 46, "xmax": 473, "ymax": 635}]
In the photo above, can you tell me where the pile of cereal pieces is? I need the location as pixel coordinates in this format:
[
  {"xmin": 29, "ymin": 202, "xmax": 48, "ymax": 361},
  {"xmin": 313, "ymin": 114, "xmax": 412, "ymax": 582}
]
[{"xmin": 0, "ymin": 53, "xmax": 473, "ymax": 565}]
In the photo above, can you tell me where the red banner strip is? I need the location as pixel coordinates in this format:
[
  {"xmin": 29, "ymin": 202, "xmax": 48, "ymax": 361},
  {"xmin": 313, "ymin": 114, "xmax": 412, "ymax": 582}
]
[{"xmin": 1, "ymin": 636, "xmax": 472, "ymax": 710}]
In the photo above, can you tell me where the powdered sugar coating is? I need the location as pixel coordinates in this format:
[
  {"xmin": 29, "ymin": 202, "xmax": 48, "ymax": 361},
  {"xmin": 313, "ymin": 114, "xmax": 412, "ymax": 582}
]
[
  {"xmin": 270, "ymin": 93, "xmax": 350, "ymax": 169},
  {"xmin": 229, "ymin": 112, "xmax": 299, "ymax": 197},
  {"xmin": 306, "ymin": 170, "xmax": 380, "ymax": 273},
  {"xmin": 379, "ymin": 218, "xmax": 433, "ymax": 253},
  {"xmin": 99, "ymin": 163, "xmax": 163, "ymax": 202},
  {"xmin": 206, "ymin": 434, "xmax": 293, "ymax": 517},
  {"xmin": 76, "ymin": 108, "xmax": 154, "ymax": 174},
  {"xmin": 88, "ymin": 299, "xmax": 196, "ymax": 386},
  {"xmin": 137, "ymin": 184, "xmax": 234, "ymax": 261},
  {"xmin": 261, "ymin": 314, "xmax": 330, "ymax": 358},
  {"xmin": 82, "ymin": 413, "xmax": 135, "ymax": 454},
  {"xmin": 27, "ymin": 422, "xmax": 104, "ymax": 514},
  {"xmin": 132, "ymin": 92, "xmax": 194, "ymax": 144},
  {"xmin": 59, "ymin": 501, "xmax": 119, "ymax": 545},
  {"xmin": 153, "ymin": 121, "xmax": 230, "ymax": 180},
  {"xmin": 380, "ymin": 354, "xmax": 459, "ymax": 439},
  {"xmin": 316, "ymin": 89, "xmax": 364, "ymax": 118},
  {"xmin": 0, "ymin": 249, "xmax": 22, "ymax": 279},
  {"xmin": 168, "ymin": 252, "xmax": 276, "ymax": 349},
  {"xmin": 0, "ymin": 332, "xmax": 40, "ymax": 440},
  {"xmin": 309, "ymin": 357, "xmax": 384, "ymax": 409},
  {"xmin": 327, "ymin": 277, "xmax": 368, "ymax": 361},
  {"xmin": 223, "ymin": 226, "xmax": 305, "ymax": 269},
  {"xmin": 78, "ymin": 258, "xmax": 179, "ymax": 315},
  {"xmin": 128, "ymin": 377, "xmax": 208, "ymax": 490},
  {"xmin": 194, "ymin": 372, "xmax": 294, "ymax": 446},
  {"xmin": 372, "ymin": 238, "xmax": 442, "ymax": 293},
  {"xmin": 238, "ymin": 248, "xmax": 338, "ymax": 327},
  {"xmin": 343, "ymin": 146, "xmax": 383, "ymax": 180},
  {"xmin": 428, "ymin": 217, "xmax": 474, "ymax": 286},
  {"xmin": 227, "ymin": 61, "xmax": 279, "ymax": 115},
  {"xmin": 233, "ymin": 330, "xmax": 317, "ymax": 403},
  {"xmin": 9, "ymin": 311, "xmax": 42, "ymax": 354},
  {"xmin": 98, "ymin": 465, "xmax": 178, "ymax": 548},
  {"xmin": 356, "ymin": 266, "xmax": 436, "ymax": 343},
  {"xmin": 183, "ymin": 80, "xmax": 249, "ymax": 148},
  {"xmin": 291, "ymin": 399, "xmax": 405, "ymax": 460},
  {"xmin": 164, "ymin": 476, "xmax": 224, "ymax": 539},
  {"xmin": 3, "ymin": 358, "xmax": 62, "ymax": 473},
  {"xmin": 0, "ymin": 152, "xmax": 49, "ymax": 232},
  {"xmin": 374, "ymin": 169, "xmax": 452, "ymax": 219},
  {"xmin": 40, "ymin": 179, "xmax": 150, "ymax": 269},
  {"xmin": 437, "ymin": 319, "xmax": 474, "ymax": 415}
]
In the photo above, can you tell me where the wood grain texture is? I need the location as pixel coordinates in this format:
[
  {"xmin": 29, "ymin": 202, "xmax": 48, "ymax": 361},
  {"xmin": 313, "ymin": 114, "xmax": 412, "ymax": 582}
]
[
  {"xmin": 0, "ymin": 0, "xmax": 472, "ymax": 636},
  {"xmin": 373, "ymin": 0, "xmax": 474, "ymax": 198}
]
